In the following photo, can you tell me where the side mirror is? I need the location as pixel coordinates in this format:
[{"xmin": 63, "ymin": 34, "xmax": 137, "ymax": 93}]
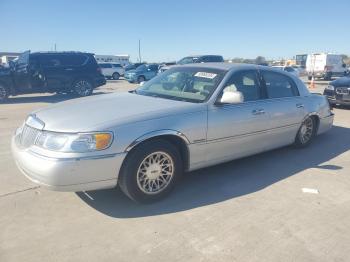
[
  {"xmin": 219, "ymin": 90, "xmax": 244, "ymax": 104},
  {"xmin": 139, "ymin": 81, "xmax": 145, "ymax": 86},
  {"xmin": 342, "ymin": 64, "xmax": 346, "ymax": 68}
]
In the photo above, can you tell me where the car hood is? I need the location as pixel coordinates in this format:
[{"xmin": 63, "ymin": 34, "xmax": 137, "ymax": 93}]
[
  {"xmin": 330, "ymin": 76, "xmax": 350, "ymax": 87},
  {"xmin": 125, "ymin": 70, "xmax": 137, "ymax": 74},
  {"xmin": 33, "ymin": 92, "xmax": 204, "ymax": 132}
]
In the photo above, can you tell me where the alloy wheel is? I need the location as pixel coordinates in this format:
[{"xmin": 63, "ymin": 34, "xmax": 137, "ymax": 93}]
[
  {"xmin": 299, "ymin": 117, "xmax": 314, "ymax": 144},
  {"xmin": 136, "ymin": 151, "xmax": 174, "ymax": 195},
  {"xmin": 75, "ymin": 80, "xmax": 92, "ymax": 96}
]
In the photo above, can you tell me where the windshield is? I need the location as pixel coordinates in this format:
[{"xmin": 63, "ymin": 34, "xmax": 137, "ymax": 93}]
[
  {"xmin": 135, "ymin": 64, "xmax": 147, "ymax": 71},
  {"xmin": 135, "ymin": 67, "xmax": 225, "ymax": 103},
  {"xmin": 177, "ymin": 57, "xmax": 199, "ymax": 65}
]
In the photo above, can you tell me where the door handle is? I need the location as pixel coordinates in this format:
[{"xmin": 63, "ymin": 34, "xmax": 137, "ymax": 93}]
[
  {"xmin": 296, "ymin": 103, "xmax": 304, "ymax": 108},
  {"xmin": 65, "ymin": 68, "xmax": 74, "ymax": 71},
  {"xmin": 252, "ymin": 109, "xmax": 265, "ymax": 115}
]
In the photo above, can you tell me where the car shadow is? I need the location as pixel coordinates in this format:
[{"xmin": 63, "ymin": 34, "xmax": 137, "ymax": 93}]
[
  {"xmin": 4, "ymin": 91, "xmax": 107, "ymax": 104},
  {"xmin": 77, "ymin": 125, "xmax": 350, "ymax": 218}
]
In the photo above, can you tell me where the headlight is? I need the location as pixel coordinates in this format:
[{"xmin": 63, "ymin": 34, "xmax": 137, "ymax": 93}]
[
  {"xmin": 326, "ymin": 85, "xmax": 334, "ymax": 91},
  {"xmin": 35, "ymin": 131, "xmax": 113, "ymax": 152}
]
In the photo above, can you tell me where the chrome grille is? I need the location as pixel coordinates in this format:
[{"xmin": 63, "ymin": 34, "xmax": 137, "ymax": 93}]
[
  {"xmin": 336, "ymin": 87, "xmax": 350, "ymax": 95},
  {"xmin": 19, "ymin": 125, "xmax": 40, "ymax": 148}
]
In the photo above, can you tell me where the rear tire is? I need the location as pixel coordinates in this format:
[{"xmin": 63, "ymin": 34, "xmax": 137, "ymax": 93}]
[
  {"xmin": 294, "ymin": 117, "xmax": 317, "ymax": 148},
  {"xmin": 112, "ymin": 72, "xmax": 120, "ymax": 80},
  {"xmin": 73, "ymin": 79, "xmax": 93, "ymax": 97},
  {"xmin": 118, "ymin": 139, "xmax": 183, "ymax": 203},
  {"xmin": 0, "ymin": 83, "xmax": 9, "ymax": 102}
]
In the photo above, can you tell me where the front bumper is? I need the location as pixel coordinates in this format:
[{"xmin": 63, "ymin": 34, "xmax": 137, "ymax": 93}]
[
  {"xmin": 124, "ymin": 74, "xmax": 137, "ymax": 83},
  {"xmin": 324, "ymin": 90, "xmax": 350, "ymax": 106},
  {"xmin": 11, "ymin": 137, "xmax": 127, "ymax": 192}
]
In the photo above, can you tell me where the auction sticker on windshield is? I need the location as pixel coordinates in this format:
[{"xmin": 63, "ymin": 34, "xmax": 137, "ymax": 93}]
[{"xmin": 194, "ymin": 72, "xmax": 217, "ymax": 79}]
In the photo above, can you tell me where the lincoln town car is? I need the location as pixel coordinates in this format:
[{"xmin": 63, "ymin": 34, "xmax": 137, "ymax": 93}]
[{"xmin": 12, "ymin": 64, "xmax": 334, "ymax": 203}]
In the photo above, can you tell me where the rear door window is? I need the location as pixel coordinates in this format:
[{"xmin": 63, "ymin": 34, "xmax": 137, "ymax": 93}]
[
  {"xmin": 262, "ymin": 71, "xmax": 299, "ymax": 98},
  {"xmin": 40, "ymin": 55, "xmax": 62, "ymax": 67},
  {"xmin": 60, "ymin": 55, "xmax": 88, "ymax": 66},
  {"xmin": 99, "ymin": 63, "xmax": 112, "ymax": 68}
]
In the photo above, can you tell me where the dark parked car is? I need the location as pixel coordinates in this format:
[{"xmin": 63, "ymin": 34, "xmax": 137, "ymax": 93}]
[
  {"xmin": 124, "ymin": 63, "xmax": 145, "ymax": 72},
  {"xmin": 0, "ymin": 51, "xmax": 106, "ymax": 102},
  {"xmin": 124, "ymin": 64, "xmax": 159, "ymax": 83},
  {"xmin": 323, "ymin": 75, "xmax": 350, "ymax": 107},
  {"xmin": 158, "ymin": 55, "xmax": 224, "ymax": 73}
]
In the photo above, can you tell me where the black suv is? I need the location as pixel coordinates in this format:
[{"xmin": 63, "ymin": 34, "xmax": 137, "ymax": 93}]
[{"xmin": 0, "ymin": 51, "xmax": 106, "ymax": 102}]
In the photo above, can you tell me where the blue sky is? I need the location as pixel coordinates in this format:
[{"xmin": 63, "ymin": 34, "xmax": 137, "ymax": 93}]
[{"xmin": 1, "ymin": 0, "xmax": 349, "ymax": 62}]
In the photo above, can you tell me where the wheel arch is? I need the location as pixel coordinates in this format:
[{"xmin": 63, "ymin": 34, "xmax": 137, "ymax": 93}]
[
  {"xmin": 301, "ymin": 112, "xmax": 320, "ymax": 134},
  {"xmin": 125, "ymin": 130, "xmax": 191, "ymax": 171}
]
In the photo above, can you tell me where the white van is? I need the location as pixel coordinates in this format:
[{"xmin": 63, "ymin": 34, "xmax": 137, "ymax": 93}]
[{"xmin": 306, "ymin": 53, "xmax": 347, "ymax": 80}]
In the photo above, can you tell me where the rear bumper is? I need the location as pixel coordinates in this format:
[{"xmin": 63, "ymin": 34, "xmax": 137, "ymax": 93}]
[
  {"xmin": 12, "ymin": 137, "xmax": 127, "ymax": 192},
  {"xmin": 318, "ymin": 113, "xmax": 334, "ymax": 135},
  {"xmin": 95, "ymin": 76, "xmax": 106, "ymax": 87}
]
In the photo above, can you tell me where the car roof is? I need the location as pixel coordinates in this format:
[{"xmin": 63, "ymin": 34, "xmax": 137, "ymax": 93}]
[{"xmin": 174, "ymin": 63, "xmax": 301, "ymax": 76}]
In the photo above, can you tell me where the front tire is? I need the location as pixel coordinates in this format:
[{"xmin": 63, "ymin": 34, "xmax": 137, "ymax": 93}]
[
  {"xmin": 112, "ymin": 72, "xmax": 120, "ymax": 80},
  {"xmin": 294, "ymin": 117, "xmax": 316, "ymax": 148},
  {"xmin": 0, "ymin": 83, "xmax": 9, "ymax": 102},
  {"xmin": 73, "ymin": 79, "xmax": 93, "ymax": 97},
  {"xmin": 118, "ymin": 139, "xmax": 183, "ymax": 203}
]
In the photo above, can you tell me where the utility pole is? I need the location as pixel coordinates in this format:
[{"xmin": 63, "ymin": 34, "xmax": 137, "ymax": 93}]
[{"xmin": 138, "ymin": 39, "xmax": 141, "ymax": 63}]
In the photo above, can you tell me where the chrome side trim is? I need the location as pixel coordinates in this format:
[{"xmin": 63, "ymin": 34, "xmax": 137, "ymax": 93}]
[
  {"xmin": 125, "ymin": 129, "xmax": 191, "ymax": 152},
  {"xmin": 27, "ymin": 150, "xmax": 120, "ymax": 162},
  {"xmin": 204, "ymin": 123, "xmax": 299, "ymax": 144}
]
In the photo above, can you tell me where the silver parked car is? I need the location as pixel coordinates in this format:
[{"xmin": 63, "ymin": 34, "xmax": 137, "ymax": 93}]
[{"xmin": 12, "ymin": 64, "xmax": 334, "ymax": 203}]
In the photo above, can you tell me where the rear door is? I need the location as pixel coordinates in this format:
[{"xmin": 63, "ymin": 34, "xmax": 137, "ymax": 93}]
[
  {"xmin": 259, "ymin": 70, "xmax": 306, "ymax": 148},
  {"xmin": 100, "ymin": 63, "xmax": 113, "ymax": 77},
  {"xmin": 207, "ymin": 69, "xmax": 271, "ymax": 162},
  {"xmin": 39, "ymin": 54, "xmax": 67, "ymax": 91}
]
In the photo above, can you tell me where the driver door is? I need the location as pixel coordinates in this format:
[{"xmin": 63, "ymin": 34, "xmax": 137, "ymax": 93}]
[{"xmin": 206, "ymin": 70, "xmax": 270, "ymax": 163}]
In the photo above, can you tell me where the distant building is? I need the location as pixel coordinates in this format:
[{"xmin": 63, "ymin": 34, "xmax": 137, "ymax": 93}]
[
  {"xmin": 0, "ymin": 52, "xmax": 21, "ymax": 65},
  {"xmin": 95, "ymin": 54, "xmax": 130, "ymax": 66}
]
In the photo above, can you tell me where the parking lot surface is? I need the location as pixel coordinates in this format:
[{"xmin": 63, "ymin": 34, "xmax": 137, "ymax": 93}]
[{"xmin": 1, "ymin": 80, "xmax": 350, "ymax": 262}]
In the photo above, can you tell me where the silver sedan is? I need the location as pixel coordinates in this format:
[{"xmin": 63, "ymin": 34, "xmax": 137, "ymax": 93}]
[{"xmin": 12, "ymin": 63, "xmax": 334, "ymax": 203}]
